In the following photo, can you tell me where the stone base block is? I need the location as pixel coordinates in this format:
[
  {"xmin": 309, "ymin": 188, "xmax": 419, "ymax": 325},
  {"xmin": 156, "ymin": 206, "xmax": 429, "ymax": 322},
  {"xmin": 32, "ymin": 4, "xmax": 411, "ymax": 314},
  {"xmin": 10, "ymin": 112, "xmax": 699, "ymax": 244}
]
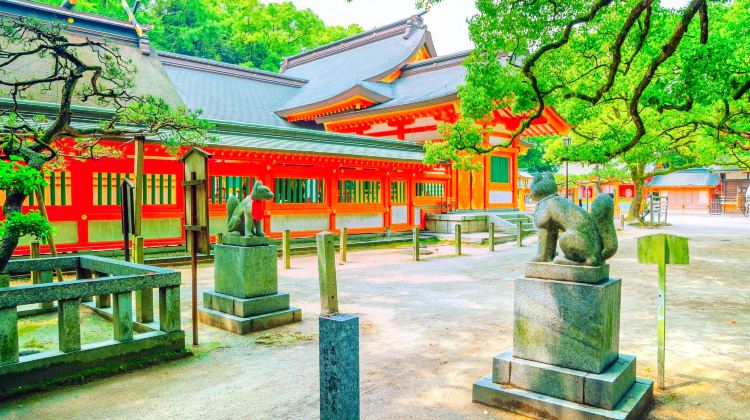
[
  {"xmin": 492, "ymin": 349, "xmax": 636, "ymax": 409},
  {"xmin": 203, "ymin": 291, "xmax": 290, "ymax": 318},
  {"xmin": 222, "ymin": 235, "xmax": 270, "ymax": 247},
  {"xmin": 473, "ymin": 373, "xmax": 653, "ymax": 420},
  {"xmin": 198, "ymin": 306, "xmax": 301, "ymax": 334},
  {"xmin": 525, "ymin": 262, "xmax": 609, "ymax": 284},
  {"xmin": 514, "ymin": 277, "xmax": 621, "ymax": 373},
  {"xmin": 214, "ymin": 244, "xmax": 278, "ymax": 298}
]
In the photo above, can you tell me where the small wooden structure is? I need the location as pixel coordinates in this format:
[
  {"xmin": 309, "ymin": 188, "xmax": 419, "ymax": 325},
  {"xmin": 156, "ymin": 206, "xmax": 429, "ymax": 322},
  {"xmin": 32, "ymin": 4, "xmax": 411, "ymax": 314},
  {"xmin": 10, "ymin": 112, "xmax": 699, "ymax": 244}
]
[
  {"xmin": 180, "ymin": 148, "xmax": 212, "ymax": 346},
  {"xmin": 637, "ymin": 233, "xmax": 689, "ymax": 390}
]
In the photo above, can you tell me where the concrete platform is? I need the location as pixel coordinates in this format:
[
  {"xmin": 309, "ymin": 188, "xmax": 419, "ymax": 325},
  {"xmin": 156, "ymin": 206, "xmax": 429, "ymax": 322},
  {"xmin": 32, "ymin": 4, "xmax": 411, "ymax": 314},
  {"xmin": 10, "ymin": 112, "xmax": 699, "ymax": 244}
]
[
  {"xmin": 493, "ymin": 350, "xmax": 637, "ymax": 410},
  {"xmin": 473, "ymin": 373, "xmax": 653, "ymax": 420},
  {"xmin": 198, "ymin": 306, "xmax": 301, "ymax": 334},
  {"xmin": 426, "ymin": 231, "xmax": 518, "ymax": 244},
  {"xmin": 203, "ymin": 291, "xmax": 290, "ymax": 318},
  {"xmin": 525, "ymin": 262, "xmax": 610, "ymax": 284}
]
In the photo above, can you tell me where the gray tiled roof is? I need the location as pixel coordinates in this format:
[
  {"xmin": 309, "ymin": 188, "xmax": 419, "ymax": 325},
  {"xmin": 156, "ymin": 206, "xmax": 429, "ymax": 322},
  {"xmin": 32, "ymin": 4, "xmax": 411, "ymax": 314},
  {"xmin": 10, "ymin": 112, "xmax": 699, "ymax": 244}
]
[
  {"xmin": 211, "ymin": 123, "xmax": 425, "ymax": 161},
  {"xmin": 0, "ymin": 99, "xmax": 425, "ymax": 162},
  {"xmin": 358, "ymin": 64, "xmax": 465, "ymax": 111},
  {"xmin": 162, "ymin": 63, "xmax": 300, "ymax": 128},
  {"xmin": 648, "ymin": 168, "xmax": 720, "ymax": 187},
  {"xmin": 277, "ymin": 28, "xmax": 429, "ymax": 114},
  {"xmin": 316, "ymin": 55, "xmax": 467, "ymax": 123}
]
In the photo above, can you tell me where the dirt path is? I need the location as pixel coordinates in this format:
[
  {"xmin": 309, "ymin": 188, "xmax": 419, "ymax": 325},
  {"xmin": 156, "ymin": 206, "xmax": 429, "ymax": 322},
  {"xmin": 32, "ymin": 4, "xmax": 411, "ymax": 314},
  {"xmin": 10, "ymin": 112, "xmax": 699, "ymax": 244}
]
[{"xmin": 1, "ymin": 215, "xmax": 748, "ymax": 419}]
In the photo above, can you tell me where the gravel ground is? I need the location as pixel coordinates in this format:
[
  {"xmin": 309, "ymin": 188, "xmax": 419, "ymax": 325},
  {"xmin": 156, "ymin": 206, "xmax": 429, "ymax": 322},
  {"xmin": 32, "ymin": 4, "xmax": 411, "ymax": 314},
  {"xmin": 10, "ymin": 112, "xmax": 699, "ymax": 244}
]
[{"xmin": 1, "ymin": 214, "xmax": 748, "ymax": 420}]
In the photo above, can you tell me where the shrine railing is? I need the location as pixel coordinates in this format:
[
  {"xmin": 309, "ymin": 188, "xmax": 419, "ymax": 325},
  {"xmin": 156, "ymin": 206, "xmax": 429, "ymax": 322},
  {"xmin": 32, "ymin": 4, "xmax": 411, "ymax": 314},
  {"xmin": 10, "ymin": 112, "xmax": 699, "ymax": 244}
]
[{"xmin": 0, "ymin": 255, "xmax": 184, "ymax": 398}]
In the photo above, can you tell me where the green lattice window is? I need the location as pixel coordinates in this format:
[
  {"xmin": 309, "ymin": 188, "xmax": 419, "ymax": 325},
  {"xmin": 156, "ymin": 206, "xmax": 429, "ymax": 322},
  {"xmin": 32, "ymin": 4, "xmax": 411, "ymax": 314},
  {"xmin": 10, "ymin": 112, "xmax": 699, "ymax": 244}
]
[
  {"xmin": 391, "ymin": 181, "xmax": 407, "ymax": 204},
  {"xmin": 274, "ymin": 178, "xmax": 324, "ymax": 204},
  {"xmin": 3, "ymin": 171, "xmax": 73, "ymax": 206},
  {"xmin": 490, "ymin": 156, "xmax": 510, "ymax": 183},
  {"xmin": 338, "ymin": 180, "xmax": 381, "ymax": 204},
  {"xmin": 210, "ymin": 176, "xmax": 256, "ymax": 204},
  {"xmin": 94, "ymin": 173, "xmax": 176, "ymax": 205},
  {"xmin": 415, "ymin": 182, "xmax": 445, "ymax": 197}
]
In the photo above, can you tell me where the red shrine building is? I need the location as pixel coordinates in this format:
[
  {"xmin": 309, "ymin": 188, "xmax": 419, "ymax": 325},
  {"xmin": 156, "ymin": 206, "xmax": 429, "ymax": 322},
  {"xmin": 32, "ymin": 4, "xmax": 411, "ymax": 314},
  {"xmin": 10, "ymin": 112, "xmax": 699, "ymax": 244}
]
[{"xmin": 1, "ymin": 1, "xmax": 568, "ymax": 254}]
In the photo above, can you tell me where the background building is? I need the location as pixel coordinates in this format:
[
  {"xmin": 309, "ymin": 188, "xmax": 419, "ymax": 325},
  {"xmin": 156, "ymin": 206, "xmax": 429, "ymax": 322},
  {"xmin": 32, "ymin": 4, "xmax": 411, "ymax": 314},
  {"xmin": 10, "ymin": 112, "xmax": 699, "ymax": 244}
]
[{"xmin": 1, "ymin": 0, "xmax": 567, "ymax": 255}]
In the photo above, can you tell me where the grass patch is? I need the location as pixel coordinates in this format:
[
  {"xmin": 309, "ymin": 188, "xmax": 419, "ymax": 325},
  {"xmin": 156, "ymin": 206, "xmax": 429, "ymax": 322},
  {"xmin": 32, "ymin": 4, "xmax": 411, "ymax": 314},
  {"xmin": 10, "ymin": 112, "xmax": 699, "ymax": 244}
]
[
  {"xmin": 629, "ymin": 221, "xmax": 672, "ymax": 229},
  {"xmin": 254, "ymin": 331, "xmax": 317, "ymax": 346},
  {"xmin": 189, "ymin": 340, "xmax": 227, "ymax": 358},
  {"xmin": 18, "ymin": 307, "xmax": 119, "ymax": 353}
]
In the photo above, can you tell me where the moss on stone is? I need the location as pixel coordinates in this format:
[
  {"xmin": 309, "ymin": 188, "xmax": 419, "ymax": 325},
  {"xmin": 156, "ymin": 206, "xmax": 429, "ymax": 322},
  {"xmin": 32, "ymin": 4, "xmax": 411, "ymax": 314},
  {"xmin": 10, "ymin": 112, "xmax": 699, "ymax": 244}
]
[
  {"xmin": 189, "ymin": 341, "xmax": 226, "ymax": 358},
  {"xmin": 254, "ymin": 331, "xmax": 317, "ymax": 346},
  {"xmin": 18, "ymin": 308, "xmax": 115, "ymax": 353}
]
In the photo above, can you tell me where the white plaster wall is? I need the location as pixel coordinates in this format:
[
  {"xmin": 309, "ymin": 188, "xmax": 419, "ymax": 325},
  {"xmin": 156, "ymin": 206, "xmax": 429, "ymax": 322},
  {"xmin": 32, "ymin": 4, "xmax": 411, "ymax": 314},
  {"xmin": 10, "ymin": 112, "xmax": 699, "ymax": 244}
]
[
  {"xmin": 337, "ymin": 213, "xmax": 383, "ymax": 229},
  {"xmin": 699, "ymin": 190, "xmax": 709, "ymax": 204},
  {"xmin": 210, "ymin": 216, "xmax": 227, "ymax": 235},
  {"xmin": 271, "ymin": 214, "xmax": 330, "ymax": 232},
  {"xmin": 364, "ymin": 122, "xmax": 390, "ymax": 133},
  {"xmin": 489, "ymin": 191, "xmax": 513, "ymax": 204},
  {"xmin": 391, "ymin": 205, "xmax": 408, "ymax": 224},
  {"xmin": 489, "ymin": 135, "xmax": 511, "ymax": 146},
  {"xmin": 404, "ymin": 130, "xmax": 438, "ymax": 143}
]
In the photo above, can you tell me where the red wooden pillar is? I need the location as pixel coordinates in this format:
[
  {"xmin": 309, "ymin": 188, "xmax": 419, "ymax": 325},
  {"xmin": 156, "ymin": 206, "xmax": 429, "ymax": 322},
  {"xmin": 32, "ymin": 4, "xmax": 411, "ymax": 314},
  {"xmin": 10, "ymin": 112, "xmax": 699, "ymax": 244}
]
[
  {"xmin": 263, "ymin": 164, "xmax": 273, "ymax": 235},
  {"xmin": 329, "ymin": 166, "xmax": 337, "ymax": 232},
  {"xmin": 72, "ymin": 159, "xmax": 93, "ymax": 247},
  {"xmin": 383, "ymin": 171, "xmax": 391, "ymax": 230}
]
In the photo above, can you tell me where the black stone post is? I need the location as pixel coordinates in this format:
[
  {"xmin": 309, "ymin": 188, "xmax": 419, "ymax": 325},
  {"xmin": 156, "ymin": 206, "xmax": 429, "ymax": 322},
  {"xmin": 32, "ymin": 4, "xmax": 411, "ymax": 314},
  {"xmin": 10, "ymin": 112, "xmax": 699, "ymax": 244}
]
[{"xmin": 320, "ymin": 313, "xmax": 360, "ymax": 420}]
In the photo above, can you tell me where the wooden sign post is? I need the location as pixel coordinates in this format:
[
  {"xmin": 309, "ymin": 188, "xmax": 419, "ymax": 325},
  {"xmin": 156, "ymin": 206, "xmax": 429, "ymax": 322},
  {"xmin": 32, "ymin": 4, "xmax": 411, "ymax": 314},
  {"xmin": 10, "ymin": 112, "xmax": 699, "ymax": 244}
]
[
  {"xmin": 180, "ymin": 148, "xmax": 212, "ymax": 346},
  {"xmin": 637, "ymin": 233, "xmax": 689, "ymax": 390},
  {"xmin": 316, "ymin": 232, "xmax": 339, "ymax": 314},
  {"xmin": 120, "ymin": 179, "xmax": 136, "ymax": 262},
  {"xmin": 33, "ymin": 189, "xmax": 64, "ymax": 282}
]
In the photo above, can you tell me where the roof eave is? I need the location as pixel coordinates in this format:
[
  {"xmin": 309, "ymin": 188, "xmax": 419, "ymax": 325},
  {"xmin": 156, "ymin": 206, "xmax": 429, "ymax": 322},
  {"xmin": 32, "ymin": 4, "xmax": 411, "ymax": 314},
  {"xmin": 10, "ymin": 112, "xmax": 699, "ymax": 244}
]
[
  {"xmin": 365, "ymin": 31, "xmax": 432, "ymax": 83},
  {"xmin": 315, "ymin": 93, "xmax": 458, "ymax": 124},
  {"xmin": 275, "ymin": 84, "xmax": 394, "ymax": 118}
]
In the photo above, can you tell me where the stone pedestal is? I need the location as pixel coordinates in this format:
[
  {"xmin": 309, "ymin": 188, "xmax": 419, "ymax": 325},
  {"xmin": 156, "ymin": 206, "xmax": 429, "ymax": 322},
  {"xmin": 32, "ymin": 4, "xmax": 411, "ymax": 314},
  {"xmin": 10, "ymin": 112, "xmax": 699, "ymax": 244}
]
[
  {"xmin": 473, "ymin": 263, "xmax": 653, "ymax": 419},
  {"xmin": 198, "ymin": 242, "xmax": 301, "ymax": 334},
  {"xmin": 320, "ymin": 314, "xmax": 360, "ymax": 419}
]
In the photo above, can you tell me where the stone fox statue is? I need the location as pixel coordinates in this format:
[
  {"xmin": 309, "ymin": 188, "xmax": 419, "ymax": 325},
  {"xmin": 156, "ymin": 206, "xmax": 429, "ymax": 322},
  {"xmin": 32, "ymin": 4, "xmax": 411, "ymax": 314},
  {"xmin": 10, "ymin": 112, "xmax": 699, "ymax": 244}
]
[
  {"xmin": 226, "ymin": 181, "xmax": 274, "ymax": 237},
  {"xmin": 530, "ymin": 172, "xmax": 617, "ymax": 266}
]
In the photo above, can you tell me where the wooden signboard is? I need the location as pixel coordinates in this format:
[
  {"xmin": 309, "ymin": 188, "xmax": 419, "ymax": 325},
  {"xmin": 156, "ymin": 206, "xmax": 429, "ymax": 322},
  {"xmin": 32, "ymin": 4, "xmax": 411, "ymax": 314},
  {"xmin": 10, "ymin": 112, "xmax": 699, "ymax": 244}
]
[
  {"xmin": 180, "ymin": 148, "xmax": 212, "ymax": 255},
  {"xmin": 120, "ymin": 179, "xmax": 136, "ymax": 262},
  {"xmin": 637, "ymin": 233, "xmax": 689, "ymax": 390},
  {"xmin": 180, "ymin": 147, "xmax": 212, "ymax": 346}
]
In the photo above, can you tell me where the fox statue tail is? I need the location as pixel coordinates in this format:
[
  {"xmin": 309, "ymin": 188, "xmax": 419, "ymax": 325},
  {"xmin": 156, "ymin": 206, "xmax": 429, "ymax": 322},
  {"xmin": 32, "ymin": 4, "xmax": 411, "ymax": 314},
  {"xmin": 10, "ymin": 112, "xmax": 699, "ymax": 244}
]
[
  {"xmin": 591, "ymin": 193, "xmax": 618, "ymax": 261},
  {"xmin": 226, "ymin": 194, "xmax": 239, "ymax": 224}
]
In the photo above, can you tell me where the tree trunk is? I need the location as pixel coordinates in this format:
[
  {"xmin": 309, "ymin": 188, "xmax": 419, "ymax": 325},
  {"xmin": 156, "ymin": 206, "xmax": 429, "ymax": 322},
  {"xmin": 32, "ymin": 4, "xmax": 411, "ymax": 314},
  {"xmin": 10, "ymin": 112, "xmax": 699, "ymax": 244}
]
[
  {"xmin": 0, "ymin": 190, "xmax": 27, "ymax": 273},
  {"xmin": 628, "ymin": 168, "xmax": 646, "ymax": 221}
]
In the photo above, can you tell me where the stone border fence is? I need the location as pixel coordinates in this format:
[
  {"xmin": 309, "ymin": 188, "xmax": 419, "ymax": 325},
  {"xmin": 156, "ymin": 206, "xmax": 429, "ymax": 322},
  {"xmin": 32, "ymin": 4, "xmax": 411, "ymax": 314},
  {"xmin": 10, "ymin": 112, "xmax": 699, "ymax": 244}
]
[{"xmin": 0, "ymin": 255, "xmax": 185, "ymax": 398}]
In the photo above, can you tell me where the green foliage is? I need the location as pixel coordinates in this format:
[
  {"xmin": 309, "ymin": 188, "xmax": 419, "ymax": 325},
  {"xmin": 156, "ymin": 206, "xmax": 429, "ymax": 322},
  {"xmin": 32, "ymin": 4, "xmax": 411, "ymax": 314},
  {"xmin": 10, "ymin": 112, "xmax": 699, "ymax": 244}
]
[
  {"xmin": 0, "ymin": 17, "xmax": 215, "ymax": 270},
  {"xmin": 424, "ymin": 119, "xmax": 490, "ymax": 170},
  {"xmin": 0, "ymin": 159, "xmax": 47, "ymax": 196},
  {"xmin": 553, "ymin": 165, "xmax": 631, "ymax": 186},
  {"xmin": 32, "ymin": 0, "xmax": 363, "ymax": 72},
  {"xmin": 0, "ymin": 211, "xmax": 53, "ymax": 243},
  {"xmin": 519, "ymin": 137, "xmax": 558, "ymax": 173},
  {"xmin": 420, "ymin": 0, "xmax": 750, "ymax": 178}
]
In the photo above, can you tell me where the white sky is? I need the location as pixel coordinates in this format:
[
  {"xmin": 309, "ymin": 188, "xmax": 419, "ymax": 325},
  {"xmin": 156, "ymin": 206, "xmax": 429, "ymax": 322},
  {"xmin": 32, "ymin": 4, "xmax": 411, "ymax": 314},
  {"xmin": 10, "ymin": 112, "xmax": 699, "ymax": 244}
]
[{"xmin": 262, "ymin": 0, "xmax": 691, "ymax": 56}]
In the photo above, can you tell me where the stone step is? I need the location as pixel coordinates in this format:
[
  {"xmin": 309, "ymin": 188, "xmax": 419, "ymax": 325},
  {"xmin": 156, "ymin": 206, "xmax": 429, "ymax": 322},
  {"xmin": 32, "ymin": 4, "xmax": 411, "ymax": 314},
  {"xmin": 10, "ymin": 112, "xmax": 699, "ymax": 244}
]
[
  {"xmin": 203, "ymin": 291, "xmax": 290, "ymax": 318},
  {"xmin": 492, "ymin": 349, "xmax": 636, "ymax": 410},
  {"xmin": 473, "ymin": 374, "xmax": 654, "ymax": 420},
  {"xmin": 425, "ymin": 232, "xmax": 518, "ymax": 244},
  {"xmin": 198, "ymin": 305, "xmax": 302, "ymax": 334}
]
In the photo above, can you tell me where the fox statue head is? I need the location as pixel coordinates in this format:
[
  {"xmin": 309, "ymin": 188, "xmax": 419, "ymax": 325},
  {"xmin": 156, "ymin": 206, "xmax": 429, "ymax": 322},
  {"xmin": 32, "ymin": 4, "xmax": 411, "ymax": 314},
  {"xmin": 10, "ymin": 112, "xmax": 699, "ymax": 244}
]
[{"xmin": 250, "ymin": 180, "xmax": 274, "ymax": 201}]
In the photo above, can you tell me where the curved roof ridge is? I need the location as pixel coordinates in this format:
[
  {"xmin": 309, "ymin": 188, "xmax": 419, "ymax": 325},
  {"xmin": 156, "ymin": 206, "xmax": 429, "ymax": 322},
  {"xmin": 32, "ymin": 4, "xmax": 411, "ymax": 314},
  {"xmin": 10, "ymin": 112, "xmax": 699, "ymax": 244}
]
[
  {"xmin": 402, "ymin": 50, "xmax": 471, "ymax": 70},
  {"xmin": 281, "ymin": 11, "xmax": 432, "ymax": 71},
  {"xmin": 4, "ymin": 0, "xmax": 149, "ymax": 30},
  {"xmin": 157, "ymin": 51, "xmax": 308, "ymax": 87},
  {"xmin": 400, "ymin": 50, "xmax": 471, "ymax": 77}
]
